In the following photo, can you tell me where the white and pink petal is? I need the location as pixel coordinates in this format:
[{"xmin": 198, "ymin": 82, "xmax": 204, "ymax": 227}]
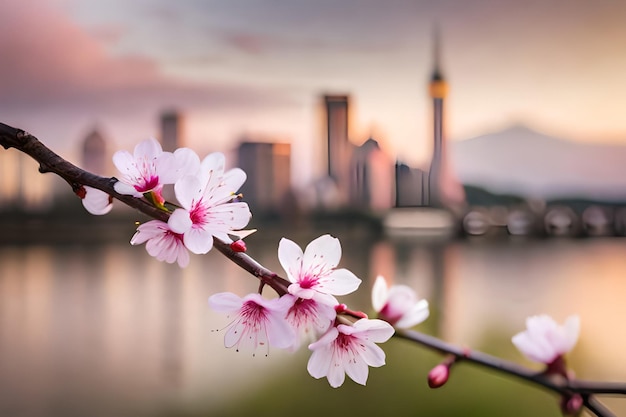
[
  {"xmin": 168, "ymin": 208, "xmax": 193, "ymax": 234},
  {"xmin": 353, "ymin": 318, "xmax": 396, "ymax": 343},
  {"xmin": 182, "ymin": 227, "xmax": 214, "ymax": 254},
  {"xmin": 344, "ymin": 355, "xmax": 369, "ymax": 386},
  {"xmin": 208, "ymin": 292, "xmax": 244, "ymax": 313},
  {"xmin": 371, "ymin": 276, "xmax": 389, "ymax": 312},
  {"xmin": 205, "ymin": 202, "xmax": 252, "ymax": 230},
  {"xmin": 134, "ymin": 137, "xmax": 162, "ymax": 159},
  {"xmin": 174, "ymin": 175, "xmax": 204, "ymax": 210},
  {"xmin": 315, "ymin": 268, "xmax": 361, "ymax": 296},
  {"xmin": 81, "ymin": 186, "xmax": 113, "ymax": 215},
  {"xmin": 278, "ymin": 238, "xmax": 305, "ymax": 283},
  {"xmin": 301, "ymin": 234, "xmax": 342, "ymax": 277},
  {"xmin": 395, "ymin": 299, "xmax": 430, "ymax": 329}
]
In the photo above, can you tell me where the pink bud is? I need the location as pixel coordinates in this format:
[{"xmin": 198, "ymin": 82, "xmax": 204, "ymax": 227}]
[
  {"xmin": 428, "ymin": 364, "xmax": 450, "ymax": 388},
  {"xmin": 560, "ymin": 393, "xmax": 583, "ymax": 416},
  {"xmin": 335, "ymin": 303, "xmax": 368, "ymax": 319},
  {"xmin": 335, "ymin": 304, "xmax": 348, "ymax": 314},
  {"xmin": 230, "ymin": 240, "xmax": 247, "ymax": 253}
]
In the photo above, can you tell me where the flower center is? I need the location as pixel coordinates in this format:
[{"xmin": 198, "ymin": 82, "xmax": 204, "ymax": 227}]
[
  {"xmin": 240, "ymin": 300, "xmax": 267, "ymax": 330},
  {"xmin": 335, "ymin": 332, "xmax": 357, "ymax": 351},
  {"xmin": 379, "ymin": 304, "xmax": 402, "ymax": 325},
  {"xmin": 166, "ymin": 229, "xmax": 185, "ymax": 242},
  {"xmin": 287, "ymin": 298, "xmax": 315, "ymax": 327},
  {"xmin": 299, "ymin": 275, "xmax": 318, "ymax": 289},
  {"xmin": 189, "ymin": 202, "xmax": 208, "ymax": 227},
  {"xmin": 135, "ymin": 175, "xmax": 159, "ymax": 193}
]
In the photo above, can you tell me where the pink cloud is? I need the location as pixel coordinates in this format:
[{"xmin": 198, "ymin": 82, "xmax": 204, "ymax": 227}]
[
  {"xmin": 221, "ymin": 32, "xmax": 269, "ymax": 55},
  {"xmin": 0, "ymin": 2, "xmax": 155, "ymax": 96},
  {"xmin": 0, "ymin": 1, "xmax": 293, "ymax": 112}
]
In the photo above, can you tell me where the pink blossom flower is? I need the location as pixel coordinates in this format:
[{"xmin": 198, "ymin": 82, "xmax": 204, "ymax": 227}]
[
  {"xmin": 80, "ymin": 186, "xmax": 113, "ymax": 215},
  {"xmin": 307, "ymin": 318, "xmax": 395, "ymax": 388},
  {"xmin": 130, "ymin": 220, "xmax": 189, "ymax": 268},
  {"xmin": 113, "ymin": 138, "xmax": 199, "ymax": 199},
  {"xmin": 512, "ymin": 314, "xmax": 580, "ymax": 364},
  {"xmin": 168, "ymin": 152, "xmax": 251, "ymax": 254},
  {"xmin": 209, "ymin": 292, "xmax": 297, "ymax": 355},
  {"xmin": 283, "ymin": 295, "xmax": 337, "ymax": 350},
  {"xmin": 278, "ymin": 234, "xmax": 361, "ymax": 306},
  {"xmin": 371, "ymin": 275, "xmax": 429, "ymax": 329}
]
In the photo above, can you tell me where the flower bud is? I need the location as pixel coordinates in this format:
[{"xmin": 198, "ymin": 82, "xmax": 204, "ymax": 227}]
[
  {"xmin": 75, "ymin": 185, "xmax": 87, "ymax": 199},
  {"xmin": 335, "ymin": 304, "xmax": 348, "ymax": 314},
  {"xmin": 230, "ymin": 240, "xmax": 247, "ymax": 253},
  {"xmin": 335, "ymin": 303, "xmax": 368, "ymax": 319},
  {"xmin": 428, "ymin": 364, "xmax": 450, "ymax": 388},
  {"xmin": 560, "ymin": 393, "xmax": 583, "ymax": 416}
]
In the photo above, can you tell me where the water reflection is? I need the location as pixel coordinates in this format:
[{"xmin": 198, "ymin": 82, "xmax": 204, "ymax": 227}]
[
  {"xmin": 372, "ymin": 237, "xmax": 626, "ymax": 379},
  {"xmin": 1, "ymin": 235, "xmax": 626, "ymax": 416}
]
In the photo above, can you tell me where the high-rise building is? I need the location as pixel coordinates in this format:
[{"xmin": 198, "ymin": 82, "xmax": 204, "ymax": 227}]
[
  {"xmin": 323, "ymin": 95, "xmax": 353, "ymax": 199},
  {"xmin": 81, "ymin": 128, "xmax": 108, "ymax": 175},
  {"xmin": 160, "ymin": 111, "xmax": 184, "ymax": 152},
  {"xmin": 237, "ymin": 141, "xmax": 291, "ymax": 215},
  {"xmin": 395, "ymin": 162, "xmax": 428, "ymax": 207},
  {"xmin": 349, "ymin": 138, "xmax": 393, "ymax": 211}
]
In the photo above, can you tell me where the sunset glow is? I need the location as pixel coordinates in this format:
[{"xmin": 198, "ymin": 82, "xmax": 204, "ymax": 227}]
[{"xmin": 2, "ymin": 0, "xmax": 626, "ymax": 183}]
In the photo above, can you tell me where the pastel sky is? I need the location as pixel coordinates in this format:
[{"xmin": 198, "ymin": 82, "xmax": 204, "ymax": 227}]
[{"xmin": 2, "ymin": 0, "xmax": 626, "ymax": 184}]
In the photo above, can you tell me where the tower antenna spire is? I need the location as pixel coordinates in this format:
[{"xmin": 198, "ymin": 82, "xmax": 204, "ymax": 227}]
[
  {"xmin": 432, "ymin": 23, "xmax": 443, "ymax": 82},
  {"xmin": 428, "ymin": 23, "xmax": 448, "ymax": 207}
]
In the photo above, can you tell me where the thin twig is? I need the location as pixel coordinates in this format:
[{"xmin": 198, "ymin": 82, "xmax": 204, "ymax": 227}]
[
  {"xmin": 397, "ymin": 329, "xmax": 626, "ymax": 396},
  {"xmin": 584, "ymin": 395, "xmax": 616, "ymax": 417}
]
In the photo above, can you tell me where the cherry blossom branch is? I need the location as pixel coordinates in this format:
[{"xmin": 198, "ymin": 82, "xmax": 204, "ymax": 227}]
[
  {"xmin": 2, "ymin": 121, "xmax": 624, "ymax": 416},
  {"xmin": 0, "ymin": 122, "xmax": 290, "ymax": 295}
]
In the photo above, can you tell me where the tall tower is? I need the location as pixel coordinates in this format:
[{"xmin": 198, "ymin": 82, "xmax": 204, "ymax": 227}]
[
  {"xmin": 427, "ymin": 26, "xmax": 448, "ymax": 207},
  {"xmin": 237, "ymin": 140, "xmax": 291, "ymax": 214},
  {"xmin": 160, "ymin": 110, "xmax": 184, "ymax": 152},
  {"xmin": 324, "ymin": 95, "xmax": 351, "ymax": 196},
  {"xmin": 82, "ymin": 128, "xmax": 108, "ymax": 175}
]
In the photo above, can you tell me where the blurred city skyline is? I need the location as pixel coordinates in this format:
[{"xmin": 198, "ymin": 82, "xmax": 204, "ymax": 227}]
[{"xmin": 3, "ymin": 0, "xmax": 626, "ymax": 187}]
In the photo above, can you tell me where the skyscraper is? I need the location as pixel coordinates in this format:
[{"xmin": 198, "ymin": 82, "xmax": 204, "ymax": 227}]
[
  {"xmin": 81, "ymin": 128, "xmax": 108, "ymax": 175},
  {"xmin": 349, "ymin": 138, "xmax": 393, "ymax": 211},
  {"xmin": 237, "ymin": 141, "xmax": 291, "ymax": 215},
  {"xmin": 324, "ymin": 95, "xmax": 352, "ymax": 199},
  {"xmin": 395, "ymin": 162, "xmax": 428, "ymax": 207},
  {"xmin": 160, "ymin": 110, "xmax": 184, "ymax": 152}
]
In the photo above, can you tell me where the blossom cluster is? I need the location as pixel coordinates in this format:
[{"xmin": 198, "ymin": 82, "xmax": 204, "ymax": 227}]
[
  {"xmin": 81, "ymin": 138, "xmax": 251, "ymax": 267},
  {"xmin": 209, "ymin": 234, "xmax": 428, "ymax": 388},
  {"xmin": 77, "ymin": 137, "xmax": 581, "ymax": 391},
  {"xmin": 77, "ymin": 138, "xmax": 431, "ymax": 387}
]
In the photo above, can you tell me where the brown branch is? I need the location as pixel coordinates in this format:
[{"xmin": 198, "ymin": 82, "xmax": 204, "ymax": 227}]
[
  {"xmin": 2, "ymin": 121, "xmax": 624, "ymax": 416},
  {"xmin": 568, "ymin": 380, "xmax": 626, "ymax": 395},
  {"xmin": 584, "ymin": 395, "xmax": 616, "ymax": 417}
]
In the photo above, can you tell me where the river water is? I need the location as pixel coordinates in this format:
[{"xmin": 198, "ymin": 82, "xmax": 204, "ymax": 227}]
[{"xmin": 1, "ymin": 228, "xmax": 626, "ymax": 416}]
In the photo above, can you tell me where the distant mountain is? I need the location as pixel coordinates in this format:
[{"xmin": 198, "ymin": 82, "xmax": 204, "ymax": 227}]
[{"xmin": 449, "ymin": 125, "xmax": 626, "ymax": 201}]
